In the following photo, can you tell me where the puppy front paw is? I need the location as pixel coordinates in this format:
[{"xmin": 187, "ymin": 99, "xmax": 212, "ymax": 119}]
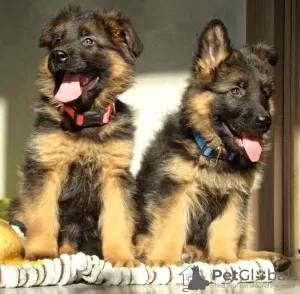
[
  {"xmin": 25, "ymin": 238, "xmax": 58, "ymax": 260},
  {"xmin": 146, "ymin": 259, "xmax": 181, "ymax": 267},
  {"xmin": 107, "ymin": 258, "xmax": 141, "ymax": 268}
]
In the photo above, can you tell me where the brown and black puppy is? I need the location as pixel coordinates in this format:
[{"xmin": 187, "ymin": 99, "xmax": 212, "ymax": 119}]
[
  {"xmin": 136, "ymin": 19, "xmax": 290, "ymax": 271},
  {"xmin": 8, "ymin": 6, "xmax": 143, "ymax": 267}
]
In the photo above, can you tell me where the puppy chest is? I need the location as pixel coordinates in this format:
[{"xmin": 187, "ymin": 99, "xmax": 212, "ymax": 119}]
[
  {"xmin": 59, "ymin": 161, "xmax": 101, "ymax": 219},
  {"xmin": 187, "ymin": 187, "xmax": 230, "ymax": 249}
]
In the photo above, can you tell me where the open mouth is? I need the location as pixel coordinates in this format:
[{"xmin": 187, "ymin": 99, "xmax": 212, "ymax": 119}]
[
  {"xmin": 54, "ymin": 71, "xmax": 99, "ymax": 103},
  {"xmin": 222, "ymin": 122, "xmax": 262, "ymax": 162}
]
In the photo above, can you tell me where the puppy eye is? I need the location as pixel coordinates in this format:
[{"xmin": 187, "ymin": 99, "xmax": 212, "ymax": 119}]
[
  {"xmin": 54, "ymin": 37, "xmax": 62, "ymax": 46},
  {"xmin": 230, "ymin": 88, "xmax": 242, "ymax": 96},
  {"xmin": 83, "ymin": 38, "xmax": 95, "ymax": 45},
  {"xmin": 262, "ymin": 89, "xmax": 270, "ymax": 100}
]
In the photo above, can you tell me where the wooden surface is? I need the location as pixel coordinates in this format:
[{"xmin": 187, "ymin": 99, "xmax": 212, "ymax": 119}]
[
  {"xmin": 247, "ymin": 0, "xmax": 300, "ymax": 257},
  {"xmin": 247, "ymin": 0, "xmax": 278, "ymax": 253}
]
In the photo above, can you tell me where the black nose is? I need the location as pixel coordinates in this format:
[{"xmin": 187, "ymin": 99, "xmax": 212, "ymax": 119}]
[
  {"xmin": 51, "ymin": 50, "xmax": 68, "ymax": 62},
  {"xmin": 255, "ymin": 115, "xmax": 271, "ymax": 128}
]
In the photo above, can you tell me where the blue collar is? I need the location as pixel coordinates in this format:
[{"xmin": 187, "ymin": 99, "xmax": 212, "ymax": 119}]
[{"xmin": 192, "ymin": 129, "xmax": 238, "ymax": 162}]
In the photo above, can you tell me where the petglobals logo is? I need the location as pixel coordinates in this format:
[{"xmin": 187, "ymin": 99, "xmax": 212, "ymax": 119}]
[
  {"xmin": 212, "ymin": 269, "xmax": 297, "ymax": 282},
  {"xmin": 180, "ymin": 265, "xmax": 210, "ymax": 291},
  {"xmin": 179, "ymin": 265, "xmax": 297, "ymax": 292}
]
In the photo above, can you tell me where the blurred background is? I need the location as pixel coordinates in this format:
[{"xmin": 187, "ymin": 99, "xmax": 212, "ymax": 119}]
[
  {"xmin": 0, "ymin": 0, "xmax": 299, "ymax": 259},
  {"xmin": 0, "ymin": 0, "xmax": 246, "ymax": 200}
]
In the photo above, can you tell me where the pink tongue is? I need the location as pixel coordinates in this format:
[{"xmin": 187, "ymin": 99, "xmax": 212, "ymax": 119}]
[
  {"xmin": 54, "ymin": 73, "xmax": 83, "ymax": 103},
  {"xmin": 241, "ymin": 132, "xmax": 262, "ymax": 162}
]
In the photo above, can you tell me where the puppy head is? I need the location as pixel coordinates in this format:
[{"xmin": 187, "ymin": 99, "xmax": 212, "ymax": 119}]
[
  {"xmin": 37, "ymin": 6, "xmax": 143, "ymax": 108},
  {"xmin": 186, "ymin": 19, "xmax": 277, "ymax": 162}
]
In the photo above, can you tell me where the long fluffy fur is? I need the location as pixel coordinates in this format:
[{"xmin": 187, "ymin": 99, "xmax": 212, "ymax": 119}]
[
  {"xmin": 135, "ymin": 19, "xmax": 290, "ymax": 272},
  {"xmin": 9, "ymin": 6, "xmax": 143, "ymax": 267}
]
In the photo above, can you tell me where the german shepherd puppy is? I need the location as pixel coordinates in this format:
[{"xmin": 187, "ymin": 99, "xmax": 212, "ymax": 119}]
[
  {"xmin": 8, "ymin": 6, "xmax": 143, "ymax": 267},
  {"xmin": 136, "ymin": 19, "xmax": 290, "ymax": 271}
]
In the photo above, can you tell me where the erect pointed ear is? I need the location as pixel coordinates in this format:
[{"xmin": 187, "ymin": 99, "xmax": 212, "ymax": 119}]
[
  {"xmin": 195, "ymin": 19, "xmax": 231, "ymax": 82},
  {"xmin": 251, "ymin": 43, "xmax": 278, "ymax": 66},
  {"xmin": 102, "ymin": 10, "xmax": 143, "ymax": 58},
  {"xmin": 39, "ymin": 28, "xmax": 52, "ymax": 48},
  {"xmin": 39, "ymin": 17, "xmax": 55, "ymax": 48}
]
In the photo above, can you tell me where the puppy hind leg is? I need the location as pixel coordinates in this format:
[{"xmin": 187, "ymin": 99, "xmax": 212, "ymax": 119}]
[{"xmin": 58, "ymin": 223, "xmax": 83, "ymax": 255}]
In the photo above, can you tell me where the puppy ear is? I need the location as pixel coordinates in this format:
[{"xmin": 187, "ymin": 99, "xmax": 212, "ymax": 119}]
[
  {"xmin": 195, "ymin": 19, "xmax": 231, "ymax": 83},
  {"xmin": 39, "ymin": 17, "xmax": 58, "ymax": 48},
  {"xmin": 251, "ymin": 43, "xmax": 278, "ymax": 66},
  {"xmin": 102, "ymin": 10, "xmax": 143, "ymax": 58},
  {"xmin": 39, "ymin": 5, "xmax": 83, "ymax": 48},
  {"xmin": 39, "ymin": 30, "xmax": 52, "ymax": 48},
  {"xmin": 197, "ymin": 19, "xmax": 231, "ymax": 69}
]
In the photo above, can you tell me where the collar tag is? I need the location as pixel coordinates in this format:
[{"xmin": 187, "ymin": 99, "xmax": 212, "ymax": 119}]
[
  {"xmin": 63, "ymin": 103, "xmax": 115, "ymax": 130},
  {"xmin": 102, "ymin": 104, "xmax": 114, "ymax": 124},
  {"xmin": 192, "ymin": 129, "xmax": 238, "ymax": 162}
]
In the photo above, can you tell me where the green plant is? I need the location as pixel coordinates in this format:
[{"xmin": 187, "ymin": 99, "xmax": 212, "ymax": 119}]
[{"xmin": 0, "ymin": 198, "xmax": 10, "ymax": 220}]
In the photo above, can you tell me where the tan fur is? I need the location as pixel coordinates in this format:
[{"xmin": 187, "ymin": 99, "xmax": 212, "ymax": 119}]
[
  {"xmin": 195, "ymin": 25, "xmax": 230, "ymax": 83},
  {"xmin": 213, "ymin": 26, "xmax": 230, "ymax": 63},
  {"xmin": 99, "ymin": 175, "xmax": 138, "ymax": 267},
  {"xmin": 35, "ymin": 105, "xmax": 62, "ymax": 122},
  {"xmin": 37, "ymin": 53, "xmax": 134, "ymax": 112},
  {"xmin": 238, "ymin": 249, "xmax": 284, "ymax": 263},
  {"xmin": 33, "ymin": 132, "xmax": 75, "ymax": 168},
  {"xmin": 182, "ymin": 245, "xmax": 206, "ymax": 262},
  {"xmin": 11, "ymin": 211, "xmax": 25, "ymax": 223},
  {"xmin": 98, "ymin": 140, "xmax": 138, "ymax": 267},
  {"xmin": 36, "ymin": 56, "xmax": 56, "ymax": 100},
  {"xmin": 146, "ymin": 185, "xmax": 196, "ymax": 267},
  {"xmin": 250, "ymin": 43, "xmax": 277, "ymax": 64},
  {"xmin": 59, "ymin": 240, "xmax": 78, "ymax": 255},
  {"xmin": 27, "ymin": 38, "xmax": 136, "ymax": 264},
  {"xmin": 36, "ymin": 52, "xmax": 134, "ymax": 125},
  {"xmin": 102, "ymin": 10, "xmax": 120, "ymax": 19},
  {"xmin": 82, "ymin": 21, "xmax": 109, "ymax": 48},
  {"xmin": 144, "ymin": 151, "xmax": 259, "ymax": 266},
  {"xmin": 101, "ymin": 12, "xmax": 135, "ymax": 60},
  {"xmin": 168, "ymin": 154, "xmax": 256, "ymax": 265},
  {"xmin": 196, "ymin": 60, "xmax": 213, "ymax": 84},
  {"xmin": 134, "ymin": 234, "xmax": 151, "ymax": 260},
  {"xmin": 166, "ymin": 155, "xmax": 198, "ymax": 183},
  {"xmin": 196, "ymin": 51, "xmax": 229, "ymax": 84},
  {"xmin": 207, "ymin": 195, "xmax": 243, "ymax": 263},
  {"xmin": 54, "ymin": 23, "xmax": 65, "ymax": 32},
  {"xmin": 24, "ymin": 130, "xmax": 136, "ymax": 264},
  {"xmin": 96, "ymin": 51, "xmax": 134, "ymax": 108},
  {"xmin": 37, "ymin": 19, "xmax": 135, "ymax": 110},
  {"xmin": 10, "ymin": 8, "xmax": 142, "ymax": 266},
  {"xmin": 135, "ymin": 234, "xmax": 151, "ymax": 248},
  {"xmin": 23, "ymin": 167, "xmax": 69, "ymax": 259},
  {"xmin": 269, "ymin": 99, "xmax": 276, "ymax": 116},
  {"xmin": 103, "ymin": 18, "xmax": 124, "ymax": 43},
  {"xmin": 238, "ymin": 206, "xmax": 255, "ymax": 250},
  {"xmin": 168, "ymin": 155, "xmax": 254, "ymax": 192},
  {"xmin": 33, "ymin": 132, "xmax": 133, "ymax": 169},
  {"xmin": 185, "ymin": 92, "xmax": 222, "ymax": 148},
  {"xmin": 162, "ymin": 153, "xmax": 283, "ymax": 266},
  {"xmin": 82, "ymin": 21, "xmax": 98, "ymax": 32},
  {"xmin": 137, "ymin": 20, "xmax": 289, "ymax": 271}
]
